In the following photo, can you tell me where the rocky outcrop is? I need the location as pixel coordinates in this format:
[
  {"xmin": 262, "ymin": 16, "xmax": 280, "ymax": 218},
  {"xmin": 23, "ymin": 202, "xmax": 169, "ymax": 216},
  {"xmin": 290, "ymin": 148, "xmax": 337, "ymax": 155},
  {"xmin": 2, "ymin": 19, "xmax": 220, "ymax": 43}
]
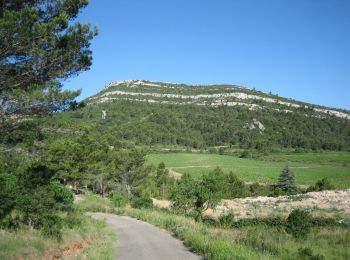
[{"xmin": 89, "ymin": 80, "xmax": 350, "ymax": 120}]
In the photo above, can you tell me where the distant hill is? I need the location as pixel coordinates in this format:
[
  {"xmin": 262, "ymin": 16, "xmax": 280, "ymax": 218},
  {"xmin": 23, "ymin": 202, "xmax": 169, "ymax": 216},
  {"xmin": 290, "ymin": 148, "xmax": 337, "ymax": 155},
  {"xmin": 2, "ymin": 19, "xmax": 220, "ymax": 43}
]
[{"xmin": 42, "ymin": 80, "xmax": 350, "ymax": 151}]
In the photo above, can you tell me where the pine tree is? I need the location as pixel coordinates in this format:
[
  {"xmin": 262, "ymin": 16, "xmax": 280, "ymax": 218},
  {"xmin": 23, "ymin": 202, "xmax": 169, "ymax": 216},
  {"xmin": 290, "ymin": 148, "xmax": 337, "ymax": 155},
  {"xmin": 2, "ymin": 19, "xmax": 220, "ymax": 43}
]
[
  {"xmin": 0, "ymin": 0, "xmax": 97, "ymax": 123},
  {"xmin": 278, "ymin": 166, "xmax": 296, "ymax": 193}
]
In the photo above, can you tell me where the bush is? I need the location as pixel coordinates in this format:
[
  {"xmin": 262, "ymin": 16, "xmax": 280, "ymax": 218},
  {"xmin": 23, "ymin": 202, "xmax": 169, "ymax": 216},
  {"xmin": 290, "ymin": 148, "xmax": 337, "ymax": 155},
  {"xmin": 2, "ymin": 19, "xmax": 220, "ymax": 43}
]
[
  {"xmin": 232, "ymin": 217, "xmax": 286, "ymax": 229},
  {"xmin": 64, "ymin": 209, "xmax": 83, "ymax": 229},
  {"xmin": 47, "ymin": 181, "xmax": 74, "ymax": 210},
  {"xmin": 0, "ymin": 173, "xmax": 18, "ymax": 220},
  {"xmin": 239, "ymin": 150, "xmax": 251, "ymax": 158},
  {"xmin": 218, "ymin": 212, "xmax": 236, "ymax": 228},
  {"xmin": 109, "ymin": 192, "xmax": 128, "ymax": 207},
  {"xmin": 298, "ymin": 247, "xmax": 325, "ymax": 260},
  {"xmin": 225, "ymin": 172, "xmax": 249, "ymax": 198},
  {"xmin": 131, "ymin": 196, "xmax": 153, "ymax": 209},
  {"xmin": 307, "ymin": 178, "xmax": 334, "ymax": 192},
  {"xmin": 272, "ymin": 186, "xmax": 284, "ymax": 196},
  {"xmin": 286, "ymin": 209, "xmax": 312, "ymax": 239},
  {"xmin": 41, "ymin": 214, "xmax": 63, "ymax": 241}
]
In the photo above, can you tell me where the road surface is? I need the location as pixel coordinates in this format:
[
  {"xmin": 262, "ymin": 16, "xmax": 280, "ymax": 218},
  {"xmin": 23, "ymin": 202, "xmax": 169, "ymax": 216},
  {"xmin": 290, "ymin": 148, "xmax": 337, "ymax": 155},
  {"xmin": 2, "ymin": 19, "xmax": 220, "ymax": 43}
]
[{"xmin": 89, "ymin": 213, "xmax": 201, "ymax": 260}]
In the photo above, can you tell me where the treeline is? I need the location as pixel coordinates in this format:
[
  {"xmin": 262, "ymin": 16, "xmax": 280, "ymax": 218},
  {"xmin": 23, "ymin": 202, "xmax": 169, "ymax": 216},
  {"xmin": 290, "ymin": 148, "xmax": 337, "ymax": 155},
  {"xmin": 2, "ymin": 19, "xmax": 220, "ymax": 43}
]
[
  {"xmin": 39, "ymin": 100, "xmax": 350, "ymax": 151},
  {"xmin": 0, "ymin": 127, "xmax": 336, "ymax": 238}
]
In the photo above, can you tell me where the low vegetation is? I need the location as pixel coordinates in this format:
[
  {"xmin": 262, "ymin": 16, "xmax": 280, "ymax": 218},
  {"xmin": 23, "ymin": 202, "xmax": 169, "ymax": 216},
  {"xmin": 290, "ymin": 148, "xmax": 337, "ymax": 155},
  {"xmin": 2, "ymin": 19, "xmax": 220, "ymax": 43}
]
[
  {"xmin": 147, "ymin": 152, "xmax": 350, "ymax": 188},
  {"xmin": 77, "ymin": 194, "xmax": 350, "ymax": 260},
  {"xmin": 3, "ymin": 1, "xmax": 348, "ymax": 259},
  {"xmin": 0, "ymin": 212, "xmax": 116, "ymax": 260}
]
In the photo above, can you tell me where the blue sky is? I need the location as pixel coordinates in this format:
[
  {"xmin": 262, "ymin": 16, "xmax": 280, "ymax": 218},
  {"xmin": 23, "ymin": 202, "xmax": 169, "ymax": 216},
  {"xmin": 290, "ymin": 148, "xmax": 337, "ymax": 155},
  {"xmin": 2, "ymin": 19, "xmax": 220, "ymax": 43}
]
[{"xmin": 64, "ymin": 0, "xmax": 350, "ymax": 110}]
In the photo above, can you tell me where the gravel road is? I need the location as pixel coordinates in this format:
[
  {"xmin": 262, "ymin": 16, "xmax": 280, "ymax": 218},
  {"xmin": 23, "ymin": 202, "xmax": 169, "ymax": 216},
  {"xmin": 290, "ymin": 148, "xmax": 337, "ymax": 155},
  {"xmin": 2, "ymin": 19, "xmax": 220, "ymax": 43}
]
[{"xmin": 89, "ymin": 213, "xmax": 201, "ymax": 260}]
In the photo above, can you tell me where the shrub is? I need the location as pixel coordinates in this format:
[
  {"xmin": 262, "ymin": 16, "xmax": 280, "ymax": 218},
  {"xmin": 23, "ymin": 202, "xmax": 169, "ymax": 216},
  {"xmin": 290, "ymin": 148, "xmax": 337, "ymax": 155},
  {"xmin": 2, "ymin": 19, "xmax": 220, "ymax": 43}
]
[
  {"xmin": 225, "ymin": 172, "xmax": 249, "ymax": 198},
  {"xmin": 109, "ymin": 192, "xmax": 128, "ymax": 207},
  {"xmin": 47, "ymin": 181, "xmax": 74, "ymax": 210},
  {"xmin": 286, "ymin": 209, "xmax": 312, "ymax": 239},
  {"xmin": 240, "ymin": 150, "xmax": 251, "ymax": 158},
  {"xmin": 41, "ymin": 214, "xmax": 63, "ymax": 241},
  {"xmin": 65, "ymin": 209, "xmax": 83, "ymax": 229},
  {"xmin": 208, "ymin": 148, "xmax": 217, "ymax": 154},
  {"xmin": 278, "ymin": 166, "xmax": 296, "ymax": 193},
  {"xmin": 0, "ymin": 173, "xmax": 18, "ymax": 220},
  {"xmin": 272, "ymin": 186, "xmax": 284, "ymax": 196},
  {"xmin": 298, "ymin": 247, "xmax": 325, "ymax": 260},
  {"xmin": 202, "ymin": 215, "xmax": 218, "ymax": 226},
  {"xmin": 233, "ymin": 217, "xmax": 286, "ymax": 229},
  {"xmin": 307, "ymin": 178, "xmax": 335, "ymax": 192},
  {"xmin": 218, "ymin": 212, "xmax": 236, "ymax": 228},
  {"xmin": 131, "ymin": 196, "xmax": 153, "ymax": 209}
]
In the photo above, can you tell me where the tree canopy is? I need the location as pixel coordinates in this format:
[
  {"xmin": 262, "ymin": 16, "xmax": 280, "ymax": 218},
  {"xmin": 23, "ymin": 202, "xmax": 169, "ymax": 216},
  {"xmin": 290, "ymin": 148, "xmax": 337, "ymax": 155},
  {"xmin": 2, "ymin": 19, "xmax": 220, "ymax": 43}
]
[{"xmin": 0, "ymin": 0, "xmax": 97, "ymax": 122}]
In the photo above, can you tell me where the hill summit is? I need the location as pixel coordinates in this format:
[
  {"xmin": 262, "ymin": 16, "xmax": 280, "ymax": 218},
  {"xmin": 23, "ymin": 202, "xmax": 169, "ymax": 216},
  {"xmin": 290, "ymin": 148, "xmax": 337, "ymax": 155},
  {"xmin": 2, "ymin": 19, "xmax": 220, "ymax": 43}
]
[{"xmin": 87, "ymin": 80, "xmax": 350, "ymax": 120}]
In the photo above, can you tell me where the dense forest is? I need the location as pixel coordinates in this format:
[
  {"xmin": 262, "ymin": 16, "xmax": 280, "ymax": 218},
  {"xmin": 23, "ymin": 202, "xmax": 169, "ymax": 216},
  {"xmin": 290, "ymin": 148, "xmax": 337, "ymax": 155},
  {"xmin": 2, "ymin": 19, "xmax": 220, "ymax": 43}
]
[{"xmin": 32, "ymin": 97, "xmax": 350, "ymax": 151}]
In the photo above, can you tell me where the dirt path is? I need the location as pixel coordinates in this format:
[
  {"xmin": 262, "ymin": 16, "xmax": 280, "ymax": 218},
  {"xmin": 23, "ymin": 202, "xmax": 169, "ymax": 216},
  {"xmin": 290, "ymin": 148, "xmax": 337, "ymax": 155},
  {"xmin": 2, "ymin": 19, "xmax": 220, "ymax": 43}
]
[{"xmin": 89, "ymin": 213, "xmax": 201, "ymax": 260}]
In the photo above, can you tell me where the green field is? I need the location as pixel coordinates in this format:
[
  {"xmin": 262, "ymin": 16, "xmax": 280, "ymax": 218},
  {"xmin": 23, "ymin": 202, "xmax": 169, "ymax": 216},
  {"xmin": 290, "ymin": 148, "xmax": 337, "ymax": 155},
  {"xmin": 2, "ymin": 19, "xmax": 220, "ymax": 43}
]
[{"xmin": 147, "ymin": 152, "xmax": 350, "ymax": 189}]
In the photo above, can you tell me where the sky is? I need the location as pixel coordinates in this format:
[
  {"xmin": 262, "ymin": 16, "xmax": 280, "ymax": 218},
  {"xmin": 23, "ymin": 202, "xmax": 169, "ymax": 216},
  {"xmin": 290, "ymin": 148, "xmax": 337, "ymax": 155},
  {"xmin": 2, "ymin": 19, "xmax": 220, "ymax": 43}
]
[{"xmin": 64, "ymin": 0, "xmax": 350, "ymax": 110}]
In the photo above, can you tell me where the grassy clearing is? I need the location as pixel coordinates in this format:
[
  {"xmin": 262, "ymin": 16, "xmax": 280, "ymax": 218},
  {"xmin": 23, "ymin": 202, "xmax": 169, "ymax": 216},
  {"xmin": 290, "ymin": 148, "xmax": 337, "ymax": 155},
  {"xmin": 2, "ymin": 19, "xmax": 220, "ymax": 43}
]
[
  {"xmin": 78, "ymin": 194, "xmax": 350, "ymax": 260},
  {"xmin": 147, "ymin": 152, "xmax": 350, "ymax": 188},
  {"xmin": 262, "ymin": 152, "xmax": 350, "ymax": 164},
  {"xmin": 0, "ymin": 210, "xmax": 115, "ymax": 260}
]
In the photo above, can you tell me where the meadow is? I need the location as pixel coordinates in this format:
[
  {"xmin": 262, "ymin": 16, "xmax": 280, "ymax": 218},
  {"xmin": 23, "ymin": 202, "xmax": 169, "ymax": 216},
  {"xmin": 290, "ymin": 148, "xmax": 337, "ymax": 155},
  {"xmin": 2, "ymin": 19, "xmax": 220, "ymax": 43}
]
[{"xmin": 147, "ymin": 152, "xmax": 350, "ymax": 189}]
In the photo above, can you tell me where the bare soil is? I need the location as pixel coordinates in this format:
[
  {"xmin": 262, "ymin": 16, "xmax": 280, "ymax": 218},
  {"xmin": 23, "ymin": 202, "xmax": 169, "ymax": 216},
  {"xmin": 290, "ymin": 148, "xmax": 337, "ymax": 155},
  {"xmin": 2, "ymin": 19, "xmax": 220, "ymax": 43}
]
[{"xmin": 153, "ymin": 190, "xmax": 350, "ymax": 219}]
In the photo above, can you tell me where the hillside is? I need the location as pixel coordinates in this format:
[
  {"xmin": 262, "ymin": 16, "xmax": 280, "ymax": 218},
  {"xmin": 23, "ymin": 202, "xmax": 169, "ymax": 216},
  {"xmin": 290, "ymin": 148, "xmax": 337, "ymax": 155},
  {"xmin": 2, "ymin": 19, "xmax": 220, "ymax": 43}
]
[
  {"xmin": 38, "ymin": 80, "xmax": 350, "ymax": 151},
  {"xmin": 90, "ymin": 80, "xmax": 350, "ymax": 120}
]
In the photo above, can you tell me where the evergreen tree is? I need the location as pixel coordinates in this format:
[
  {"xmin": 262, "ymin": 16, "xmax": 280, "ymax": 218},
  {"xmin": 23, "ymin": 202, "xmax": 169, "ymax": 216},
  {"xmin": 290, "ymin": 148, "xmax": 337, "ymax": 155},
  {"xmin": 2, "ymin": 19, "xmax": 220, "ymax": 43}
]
[
  {"xmin": 278, "ymin": 166, "xmax": 296, "ymax": 193},
  {"xmin": 0, "ymin": 0, "xmax": 97, "ymax": 123}
]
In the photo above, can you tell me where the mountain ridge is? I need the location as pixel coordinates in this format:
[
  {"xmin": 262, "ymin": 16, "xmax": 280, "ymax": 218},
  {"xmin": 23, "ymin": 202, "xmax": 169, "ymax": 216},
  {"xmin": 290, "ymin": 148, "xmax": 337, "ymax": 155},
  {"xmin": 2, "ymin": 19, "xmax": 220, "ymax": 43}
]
[
  {"xmin": 38, "ymin": 79, "xmax": 350, "ymax": 151},
  {"xmin": 86, "ymin": 79, "xmax": 350, "ymax": 120}
]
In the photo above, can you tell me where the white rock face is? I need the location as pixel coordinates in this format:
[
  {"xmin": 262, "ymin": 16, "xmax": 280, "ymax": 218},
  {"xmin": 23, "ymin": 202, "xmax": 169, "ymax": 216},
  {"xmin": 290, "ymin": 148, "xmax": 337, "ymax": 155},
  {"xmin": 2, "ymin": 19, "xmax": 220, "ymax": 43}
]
[{"xmin": 93, "ymin": 80, "xmax": 350, "ymax": 120}]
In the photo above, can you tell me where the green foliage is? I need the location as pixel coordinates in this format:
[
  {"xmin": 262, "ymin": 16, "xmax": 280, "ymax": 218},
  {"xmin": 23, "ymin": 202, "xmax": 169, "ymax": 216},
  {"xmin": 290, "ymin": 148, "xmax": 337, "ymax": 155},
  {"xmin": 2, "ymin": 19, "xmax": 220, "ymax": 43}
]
[
  {"xmin": 278, "ymin": 166, "xmax": 297, "ymax": 193},
  {"xmin": 218, "ymin": 212, "xmax": 236, "ymax": 228},
  {"xmin": 199, "ymin": 167, "xmax": 226, "ymax": 209},
  {"xmin": 225, "ymin": 172, "xmax": 249, "ymax": 198},
  {"xmin": 240, "ymin": 150, "xmax": 251, "ymax": 158},
  {"xmin": 286, "ymin": 209, "xmax": 312, "ymax": 239},
  {"xmin": 155, "ymin": 162, "xmax": 173, "ymax": 199},
  {"xmin": 147, "ymin": 152, "xmax": 350, "ymax": 189},
  {"xmin": 41, "ymin": 214, "xmax": 63, "ymax": 241},
  {"xmin": 307, "ymin": 178, "xmax": 335, "ymax": 192},
  {"xmin": 0, "ymin": 121, "xmax": 43, "ymax": 145},
  {"xmin": 64, "ymin": 209, "xmax": 83, "ymax": 229},
  {"xmin": 114, "ymin": 147, "xmax": 149, "ymax": 198},
  {"xmin": 170, "ymin": 168, "xmax": 227, "ymax": 216},
  {"xmin": 109, "ymin": 192, "xmax": 128, "ymax": 207},
  {"xmin": 111, "ymin": 206, "xmax": 350, "ymax": 260},
  {"xmin": 0, "ymin": 160, "xmax": 74, "ymax": 235},
  {"xmin": 298, "ymin": 248, "xmax": 325, "ymax": 260},
  {"xmin": 0, "ymin": 0, "xmax": 97, "ymax": 122},
  {"xmin": 47, "ymin": 181, "xmax": 74, "ymax": 210},
  {"xmin": 43, "ymin": 88, "xmax": 350, "ymax": 152},
  {"xmin": 0, "ymin": 173, "xmax": 18, "ymax": 219},
  {"xmin": 130, "ymin": 196, "xmax": 153, "ymax": 209},
  {"xmin": 0, "ymin": 211, "xmax": 116, "ymax": 259},
  {"xmin": 170, "ymin": 173, "xmax": 198, "ymax": 212}
]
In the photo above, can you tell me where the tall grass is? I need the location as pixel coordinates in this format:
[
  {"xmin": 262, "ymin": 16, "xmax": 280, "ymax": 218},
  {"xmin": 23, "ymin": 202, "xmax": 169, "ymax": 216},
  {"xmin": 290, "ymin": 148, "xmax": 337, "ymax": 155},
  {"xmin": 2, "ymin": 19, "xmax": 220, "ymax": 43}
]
[
  {"xmin": 0, "ymin": 209, "xmax": 116, "ymax": 260},
  {"xmin": 77, "ymin": 193, "xmax": 350, "ymax": 259},
  {"xmin": 121, "ymin": 207, "xmax": 350, "ymax": 259}
]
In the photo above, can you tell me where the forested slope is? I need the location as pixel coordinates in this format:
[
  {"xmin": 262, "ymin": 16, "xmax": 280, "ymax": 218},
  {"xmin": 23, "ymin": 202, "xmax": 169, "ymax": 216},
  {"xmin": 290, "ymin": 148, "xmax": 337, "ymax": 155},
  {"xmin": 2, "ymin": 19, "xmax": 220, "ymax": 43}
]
[{"xmin": 36, "ymin": 80, "xmax": 350, "ymax": 151}]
